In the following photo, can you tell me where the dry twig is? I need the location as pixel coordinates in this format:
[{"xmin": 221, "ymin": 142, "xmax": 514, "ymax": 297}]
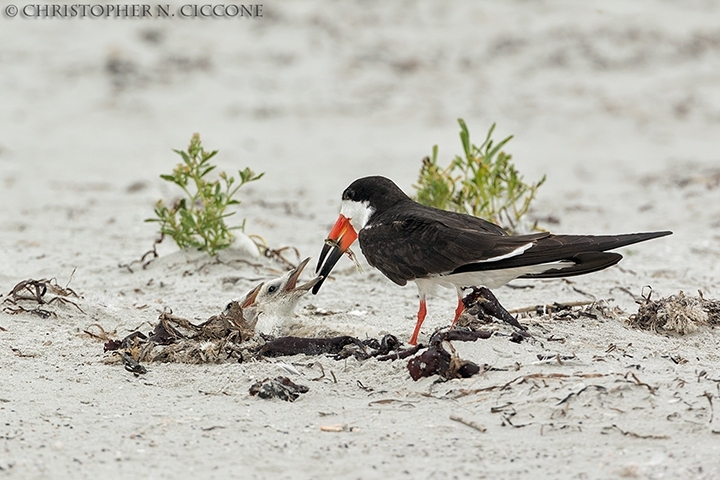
[{"xmin": 449, "ymin": 414, "xmax": 487, "ymax": 432}]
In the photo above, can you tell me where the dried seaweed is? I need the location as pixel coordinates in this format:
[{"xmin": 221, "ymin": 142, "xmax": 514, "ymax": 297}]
[
  {"xmin": 376, "ymin": 344, "xmax": 421, "ymax": 362},
  {"xmin": 407, "ymin": 346, "xmax": 480, "ymax": 381},
  {"xmin": 2, "ymin": 277, "xmax": 84, "ymax": 315},
  {"xmin": 96, "ymin": 301, "xmax": 255, "ymax": 370},
  {"xmin": 451, "ymin": 372, "xmax": 610, "ymax": 398},
  {"xmin": 602, "ymin": 424, "xmax": 669, "ymax": 440},
  {"xmin": 407, "ymin": 330, "xmax": 487, "ymax": 381},
  {"xmin": 120, "ymin": 352, "xmax": 147, "ymax": 374},
  {"xmin": 2, "ymin": 305, "xmax": 57, "ymax": 318},
  {"xmin": 509, "ymin": 300, "xmax": 595, "ymax": 316},
  {"xmin": 552, "ymin": 301, "xmax": 619, "ymax": 322},
  {"xmin": 257, "ymin": 334, "xmax": 406, "ymax": 361},
  {"xmin": 249, "ymin": 376, "xmax": 309, "ymax": 402},
  {"xmin": 556, "ymin": 385, "xmax": 607, "ymax": 406},
  {"xmin": 457, "ymin": 286, "xmax": 525, "ymax": 330},
  {"xmin": 361, "ymin": 334, "xmax": 401, "ymax": 356},
  {"xmin": 84, "ymin": 324, "xmax": 124, "ymax": 351},
  {"xmin": 118, "ymin": 234, "xmax": 164, "ymax": 272},
  {"xmin": 87, "ymin": 288, "xmax": 506, "ymax": 381},
  {"xmin": 84, "ymin": 323, "xmax": 116, "ymax": 342},
  {"xmin": 258, "ymin": 336, "xmax": 362, "ymax": 358},
  {"xmin": 442, "ymin": 329, "xmax": 493, "ymax": 341},
  {"xmin": 94, "ymin": 300, "xmax": 411, "ymax": 372},
  {"xmin": 249, "ymin": 237, "xmax": 302, "ymax": 270},
  {"xmin": 624, "ymin": 371, "xmax": 657, "ymax": 395},
  {"xmin": 628, "ymin": 290, "xmax": 720, "ymax": 334}
]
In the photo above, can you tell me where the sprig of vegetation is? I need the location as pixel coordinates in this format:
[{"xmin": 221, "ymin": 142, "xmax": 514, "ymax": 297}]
[
  {"xmin": 146, "ymin": 133, "xmax": 264, "ymax": 256},
  {"xmin": 414, "ymin": 119, "xmax": 546, "ymax": 233}
]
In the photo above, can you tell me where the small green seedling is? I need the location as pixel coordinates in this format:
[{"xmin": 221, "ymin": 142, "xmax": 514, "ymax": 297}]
[
  {"xmin": 414, "ymin": 119, "xmax": 546, "ymax": 233},
  {"xmin": 147, "ymin": 133, "xmax": 264, "ymax": 256}
]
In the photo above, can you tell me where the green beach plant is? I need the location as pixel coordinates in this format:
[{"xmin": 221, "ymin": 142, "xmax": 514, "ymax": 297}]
[
  {"xmin": 414, "ymin": 119, "xmax": 545, "ymax": 233},
  {"xmin": 147, "ymin": 133, "xmax": 264, "ymax": 256}
]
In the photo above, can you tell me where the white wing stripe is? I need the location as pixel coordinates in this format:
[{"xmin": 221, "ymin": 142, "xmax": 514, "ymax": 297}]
[{"xmin": 476, "ymin": 242, "xmax": 533, "ymax": 263}]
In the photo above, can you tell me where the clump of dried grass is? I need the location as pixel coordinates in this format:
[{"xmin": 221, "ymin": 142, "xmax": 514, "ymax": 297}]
[
  {"xmin": 628, "ymin": 291, "xmax": 720, "ymax": 334},
  {"xmin": 96, "ymin": 301, "xmax": 258, "ymax": 367}
]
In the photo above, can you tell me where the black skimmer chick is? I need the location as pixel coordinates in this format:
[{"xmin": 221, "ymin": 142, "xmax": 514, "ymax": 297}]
[
  {"xmin": 239, "ymin": 257, "xmax": 322, "ymax": 336},
  {"xmin": 313, "ymin": 176, "xmax": 671, "ymax": 345}
]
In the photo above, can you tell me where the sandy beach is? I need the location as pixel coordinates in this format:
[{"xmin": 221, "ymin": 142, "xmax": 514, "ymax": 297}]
[{"xmin": 2, "ymin": 1, "xmax": 720, "ymax": 478}]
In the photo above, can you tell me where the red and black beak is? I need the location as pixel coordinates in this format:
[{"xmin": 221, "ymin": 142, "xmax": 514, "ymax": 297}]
[{"xmin": 312, "ymin": 214, "xmax": 358, "ymax": 294}]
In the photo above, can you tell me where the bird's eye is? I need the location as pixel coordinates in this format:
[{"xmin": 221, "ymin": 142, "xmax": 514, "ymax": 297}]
[
  {"xmin": 267, "ymin": 285, "xmax": 277, "ymax": 293},
  {"xmin": 225, "ymin": 302, "xmax": 233, "ymax": 310}
]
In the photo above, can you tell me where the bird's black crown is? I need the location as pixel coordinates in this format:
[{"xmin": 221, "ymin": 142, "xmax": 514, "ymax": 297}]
[{"xmin": 342, "ymin": 176, "xmax": 409, "ymax": 212}]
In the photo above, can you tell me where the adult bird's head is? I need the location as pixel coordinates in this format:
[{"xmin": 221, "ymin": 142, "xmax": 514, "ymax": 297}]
[{"xmin": 313, "ymin": 176, "xmax": 409, "ymax": 294}]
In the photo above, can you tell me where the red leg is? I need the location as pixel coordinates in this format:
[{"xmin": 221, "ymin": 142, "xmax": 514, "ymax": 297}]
[
  {"xmin": 451, "ymin": 296, "xmax": 464, "ymax": 327},
  {"xmin": 409, "ymin": 298, "xmax": 427, "ymax": 346}
]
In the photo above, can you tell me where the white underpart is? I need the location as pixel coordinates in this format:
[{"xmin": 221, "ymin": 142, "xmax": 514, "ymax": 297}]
[
  {"xmin": 414, "ymin": 260, "xmax": 573, "ymax": 299},
  {"xmin": 340, "ymin": 199, "xmax": 375, "ymax": 233},
  {"xmin": 254, "ymin": 314, "xmax": 288, "ymax": 337},
  {"xmin": 476, "ymin": 242, "xmax": 533, "ymax": 262}
]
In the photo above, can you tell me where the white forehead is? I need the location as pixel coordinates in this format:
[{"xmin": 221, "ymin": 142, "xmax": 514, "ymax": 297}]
[
  {"xmin": 259, "ymin": 279, "xmax": 282, "ymax": 297},
  {"xmin": 340, "ymin": 199, "xmax": 375, "ymax": 231}
]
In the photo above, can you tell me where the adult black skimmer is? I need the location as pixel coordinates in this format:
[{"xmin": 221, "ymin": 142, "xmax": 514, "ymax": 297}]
[
  {"xmin": 239, "ymin": 257, "xmax": 322, "ymax": 336},
  {"xmin": 313, "ymin": 176, "xmax": 671, "ymax": 345}
]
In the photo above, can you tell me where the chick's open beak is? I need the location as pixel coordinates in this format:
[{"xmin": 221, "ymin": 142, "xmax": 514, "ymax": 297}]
[
  {"xmin": 240, "ymin": 283, "xmax": 263, "ymax": 308},
  {"xmin": 285, "ymin": 257, "xmax": 323, "ymax": 292},
  {"xmin": 312, "ymin": 214, "xmax": 358, "ymax": 295}
]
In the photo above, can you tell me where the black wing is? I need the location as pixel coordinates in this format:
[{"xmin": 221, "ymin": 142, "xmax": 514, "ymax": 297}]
[
  {"xmin": 358, "ymin": 211, "xmax": 548, "ymax": 285},
  {"xmin": 360, "ymin": 198, "xmax": 672, "ymax": 284},
  {"xmin": 451, "ymin": 231, "xmax": 672, "ymax": 274}
]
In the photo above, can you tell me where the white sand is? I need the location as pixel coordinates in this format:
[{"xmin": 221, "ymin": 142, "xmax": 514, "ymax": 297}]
[{"xmin": 2, "ymin": 1, "xmax": 720, "ymax": 478}]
